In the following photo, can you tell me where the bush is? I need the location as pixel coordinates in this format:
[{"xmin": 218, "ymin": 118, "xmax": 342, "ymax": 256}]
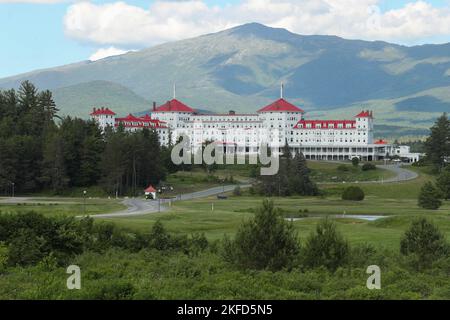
[
  {"xmin": 400, "ymin": 218, "xmax": 449, "ymax": 270},
  {"xmin": 149, "ymin": 220, "xmax": 171, "ymax": 251},
  {"xmin": 7, "ymin": 229, "xmax": 46, "ymax": 266},
  {"xmin": 233, "ymin": 185, "xmax": 242, "ymax": 196},
  {"xmin": 0, "ymin": 242, "xmax": 8, "ymax": 272},
  {"xmin": 418, "ymin": 182, "xmax": 442, "ymax": 210},
  {"xmin": 337, "ymin": 164, "xmax": 350, "ymax": 172},
  {"xmin": 361, "ymin": 163, "xmax": 376, "ymax": 171},
  {"xmin": 351, "ymin": 157, "xmax": 360, "ymax": 167},
  {"xmin": 342, "ymin": 186, "xmax": 365, "ymax": 201},
  {"xmin": 303, "ymin": 219, "xmax": 350, "ymax": 271},
  {"xmin": 223, "ymin": 199, "xmax": 300, "ymax": 271}
]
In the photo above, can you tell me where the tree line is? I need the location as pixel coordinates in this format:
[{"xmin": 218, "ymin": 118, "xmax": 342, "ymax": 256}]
[{"xmin": 0, "ymin": 81, "xmax": 170, "ymax": 196}]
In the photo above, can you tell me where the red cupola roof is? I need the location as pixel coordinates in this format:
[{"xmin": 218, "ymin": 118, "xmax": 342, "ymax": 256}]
[
  {"xmin": 374, "ymin": 139, "xmax": 388, "ymax": 145},
  {"xmin": 144, "ymin": 185, "xmax": 156, "ymax": 193},
  {"xmin": 355, "ymin": 110, "xmax": 373, "ymax": 118},
  {"xmin": 257, "ymin": 98, "xmax": 304, "ymax": 113},
  {"xmin": 90, "ymin": 107, "xmax": 116, "ymax": 116},
  {"xmin": 153, "ymin": 99, "xmax": 195, "ymax": 113}
]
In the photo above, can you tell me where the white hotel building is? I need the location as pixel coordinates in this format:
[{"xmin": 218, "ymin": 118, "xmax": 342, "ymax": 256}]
[{"xmin": 90, "ymin": 94, "xmax": 419, "ymax": 162}]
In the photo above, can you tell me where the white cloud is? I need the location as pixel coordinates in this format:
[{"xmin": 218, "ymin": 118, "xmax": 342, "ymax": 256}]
[
  {"xmin": 89, "ymin": 46, "xmax": 133, "ymax": 61},
  {"xmin": 64, "ymin": 0, "xmax": 450, "ymax": 47}
]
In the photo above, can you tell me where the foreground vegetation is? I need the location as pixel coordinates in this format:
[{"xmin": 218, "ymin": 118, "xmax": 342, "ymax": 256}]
[{"xmin": 1, "ymin": 204, "xmax": 450, "ymax": 300}]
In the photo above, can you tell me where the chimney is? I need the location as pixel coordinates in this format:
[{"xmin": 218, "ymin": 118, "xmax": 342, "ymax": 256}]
[
  {"xmin": 93, "ymin": 107, "xmax": 96, "ymax": 112},
  {"xmin": 153, "ymin": 102, "xmax": 156, "ymax": 111}
]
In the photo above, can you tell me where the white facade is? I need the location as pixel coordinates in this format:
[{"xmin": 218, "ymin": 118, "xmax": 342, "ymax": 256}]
[{"xmin": 90, "ymin": 98, "xmax": 420, "ymax": 163}]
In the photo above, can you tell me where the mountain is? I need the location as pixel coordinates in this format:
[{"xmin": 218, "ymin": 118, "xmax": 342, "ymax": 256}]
[
  {"xmin": 1, "ymin": 22, "xmax": 449, "ymax": 137},
  {"xmin": 52, "ymin": 81, "xmax": 152, "ymax": 118}
]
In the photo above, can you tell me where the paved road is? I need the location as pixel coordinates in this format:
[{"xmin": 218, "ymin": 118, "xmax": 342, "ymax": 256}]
[
  {"xmin": 316, "ymin": 163, "xmax": 418, "ymax": 185},
  {"xmin": 1, "ymin": 164, "xmax": 417, "ymax": 218},
  {"xmin": 86, "ymin": 184, "xmax": 251, "ymax": 218},
  {"xmin": 377, "ymin": 164, "xmax": 418, "ymax": 183}
]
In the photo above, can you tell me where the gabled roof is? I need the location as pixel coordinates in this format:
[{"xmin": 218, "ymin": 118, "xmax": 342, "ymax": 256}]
[
  {"xmin": 257, "ymin": 98, "xmax": 304, "ymax": 113},
  {"xmin": 140, "ymin": 114, "xmax": 152, "ymax": 121},
  {"xmin": 90, "ymin": 107, "xmax": 116, "ymax": 116},
  {"xmin": 154, "ymin": 99, "xmax": 195, "ymax": 113},
  {"xmin": 118, "ymin": 114, "xmax": 141, "ymax": 122},
  {"xmin": 355, "ymin": 110, "xmax": 373, "ymax": 118},
  {"xmin": 144, "ymin": 185, "xmax": 156, "ymax": 193}
]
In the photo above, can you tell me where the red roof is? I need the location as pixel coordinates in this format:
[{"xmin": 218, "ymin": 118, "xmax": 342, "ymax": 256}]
[
  {"xmin": 257, "ymin": 98, "xmax": 305, "ymax": 113},
  {"xmin": 140, "ymin": 114, "xmax": 152, "ymax": 121},
  {"xmin": 153, "ymin": 99, "xmax": 195, "ymax": 113},
  {"xmin": 355, "ymin": 110, "xmax": 373, "ymax": 118},
  {"xmin": 374, "ymin": 139, "xmax": 388, "ymax": 145},
  {"xmin": 117, "ymin": 114, "xmax": 142, "ymax": 122},
  {"xmin": 115, "ymin": 113, "xmax": 167, "ymax": 128},
  {"xmin": 294, "ymin": 120, "xmax": 356, "ymax": 129},
  {"xmin": 144, "ymin": 185, "xmax": 156, "ymax": 193},
  {"xmin": 90, "ymin": 107, "xmax": 116, "ymax": 116}
]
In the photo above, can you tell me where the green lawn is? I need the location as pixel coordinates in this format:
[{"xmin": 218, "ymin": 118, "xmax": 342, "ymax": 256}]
[
  {"xmin": 3, "ymin": 163, "xmax": 448, "ymax": 252},
  {"xmin": 102, "ymin": 165, "xmax": 450, "ymax": 250},
  {"xmin": 0, "ymin": 198, "xmax": 125, "ymax": 217},
  {"xmin": 308, "ymin": 161, "xmax": 395, "ymax": 183}
]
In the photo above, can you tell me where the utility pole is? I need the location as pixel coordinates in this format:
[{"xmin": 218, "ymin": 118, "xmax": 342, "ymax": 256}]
[{"xmin": 83, "ymin": 190, "xmax": 87, "ymax": 215}]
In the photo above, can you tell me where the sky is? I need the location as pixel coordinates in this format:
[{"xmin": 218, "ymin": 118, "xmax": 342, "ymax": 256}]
[{"xmin": 1, "ymin": 0, "xmax": 450, "ymax": 78}]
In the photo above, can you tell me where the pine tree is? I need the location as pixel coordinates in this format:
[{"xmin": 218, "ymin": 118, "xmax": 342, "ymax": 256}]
[
  {"xmin": 436, "ymin": 166, "xmax": 450, "ymax": 200},
  {"xmin": 418, "ymin": 182, "xmax": 442, "ymax": 210},
  {"xmin": 303, "ymin": 218, "xmax": 350, "ymax": 271},
  {"xmin": 224, "ymin": 199, "xmax": 300, "ymax": 271},
  {"xmin": 41, "ymin": 133, "xmax": 69, "ymax": 193},
  {"xmin": 289, "ymin": 151, "xmax": 319, "ymax": 196},
  {"xmin": 400, "ymin": 218, "xmax": 449, "ymax": 270},
  {"xmin": 424, "ymin": 113, "xmax": 450, "ymax": 170},
  {"xmin": 38, "ymin": 90, "xmax": 60, "ymax": 122}
]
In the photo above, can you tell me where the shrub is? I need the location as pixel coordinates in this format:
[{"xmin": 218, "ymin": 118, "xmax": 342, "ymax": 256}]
[
  {"xmin": 418, "ymin": 182, "xmax": 442, "ymax": 210},
  {"xmin": 223, "ymin": 199, "xmax": 300, "ymax": 271},
  {"xmin": 149, "ymin": 220, "xmax": 171, "ymax": 250},
  {"xmin": 342, "ymin": 186, "xmax": 365, "ymax": 201},
  {"xmin": 361, "ymin": 163, "xmax": 376, "ymax": 171},
  {"xmin": 233, "ymin": 186, "xmax": 242, "ymax": 196},
  {"xmin": 0, "ymin": 242, "xmax": 8, "ymax": 272},
  {"xmin": 337, "ymin": 164, "xmax": 350, "ymax": 172},
  {"xmin": 7, "ymin": 229, "xmax": 46, "ymax": 266},
  {"xmin": 400, "ymin": 218, "xmax": 449, "ymax": 270},
  {"xmin": 303, "ymin": 219, "xmax": 350, "ymax": 271},
  {"xmin": 351, "ymin": 157, "xmax": 360, "ymax": 167}
]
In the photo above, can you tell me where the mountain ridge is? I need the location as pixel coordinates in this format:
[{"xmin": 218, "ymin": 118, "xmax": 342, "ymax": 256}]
[{"xmin": 0, "ymin": 22, "xmax": 449, "ymax": 137}]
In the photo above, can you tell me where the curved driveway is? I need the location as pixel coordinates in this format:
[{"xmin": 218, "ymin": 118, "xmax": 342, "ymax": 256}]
[{"xmin": 86, "ymin": 184, "xmax": 251, "ymax": 218}]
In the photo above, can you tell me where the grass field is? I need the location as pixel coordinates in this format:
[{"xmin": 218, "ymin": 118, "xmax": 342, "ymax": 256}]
[
  {"xmin": 0, "ymin": 198, "xmax": 125, "ymax": 217},
  {"xmin": 100, "ymin": 165, "xmax": 450, "ymax": 250},
  {"xmin": 308, "ymin": 161, "xmax": 395, "ymax": 183},
  {"xmin": 2, "ymin": 163, "xmax": 448, "ymax": 252}
]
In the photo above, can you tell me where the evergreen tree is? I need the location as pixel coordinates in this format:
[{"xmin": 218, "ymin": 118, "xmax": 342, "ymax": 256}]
[
  {"xmin": 303, "ymin": 218, "xmax": 349, "ymax": 271},
  {"xmin": 424, "ymin": 113, "xmax": 450, "ymax": 170},
  {"xmin": 436, "ymin": 166, "xmax": 450, "ymax": 200},
  {"xmin": 418, "ymin": 182, "xmax": 442, "ymax": 210},
  {"xmin": 400, "ymin": 218, "xmax": 449, "ymax": 270},
  {"xmin": 41, "ymin": 133, "xmax": 69, "ymax": 193},
  {"xmin": 224, "ymin": 199, "xmax": 300, "ymax": 271},
  {"xmin": 288, "ymin": 151, "xmax": 319, "ymax": 196}
]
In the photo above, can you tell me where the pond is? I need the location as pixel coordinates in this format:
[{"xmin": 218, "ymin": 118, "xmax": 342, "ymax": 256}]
[{"xmin": 285, "ymin": 215, "xmax": 388, "ymax": 222}]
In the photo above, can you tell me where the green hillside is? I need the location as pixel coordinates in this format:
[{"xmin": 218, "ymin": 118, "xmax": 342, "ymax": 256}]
[
  {"xmin": 52, "ymin": 80, "xmax": 152, "ymax": 118},
  {"xmin": 0, "ymin": 23, "xmax": 449, "ymax": 136}
]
